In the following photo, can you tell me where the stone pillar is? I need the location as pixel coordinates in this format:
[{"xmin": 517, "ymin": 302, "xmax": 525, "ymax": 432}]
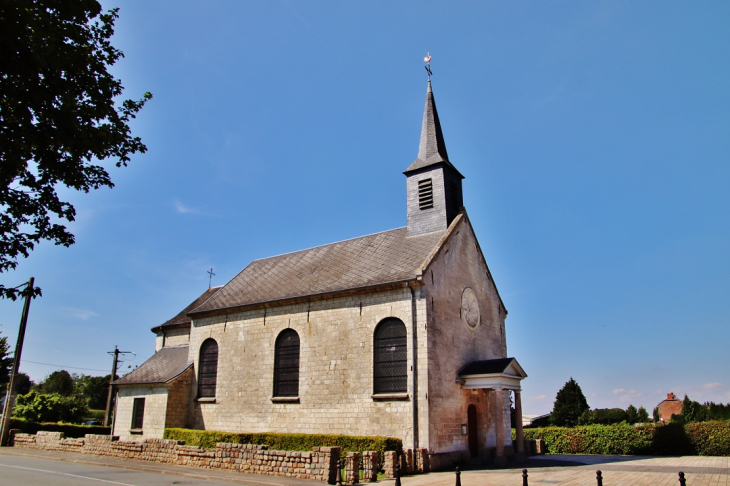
[
  {"xmin": 345, "ymin": 452, "xmax": 360, "ymax": 485},
  {"xmin": 514, "ymin": 389, "xmax": 525, "ymax": 462},
  {"xmin": 362, "ymin": 451, "xmax": 378, "ymax": 482},
  {"xmin": 416, "ymin": 448, "xmax": 429, "ymax": 473},
  {"xmin": 383, "ymin": 451, "xmax": 397, "ymax": 479},
  {"xmin": 404, "ymin": 449, "xmax": 413, "ymax": 474},
  {"xmin": 494, "ymin": 387, "xmax": 507, "ymax": 467}
]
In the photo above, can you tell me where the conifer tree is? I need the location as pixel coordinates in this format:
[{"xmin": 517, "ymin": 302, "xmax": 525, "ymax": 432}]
[{"xmin": 550, "ymin": 378, "xmax": 589, "ymax": 427}]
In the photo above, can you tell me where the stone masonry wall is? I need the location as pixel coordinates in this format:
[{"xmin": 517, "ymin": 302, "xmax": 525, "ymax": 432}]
[
  {"xmin": 114, "ymin": 385, "xmax": 169, "ymax": 441},
  {"xmin": 166, "ymin": 367, "xmax": 193, "ymax": 429},
  {"xmin": 423, "ymin": 215, "xmax": 511, "ymax": 464},
  {"xmin": 187, "ymin": 286, "xmax": 429, "ymax": 451},
  {"xmin": 13, "ymin": 432, "xmax": 339, "ymax": 483}
]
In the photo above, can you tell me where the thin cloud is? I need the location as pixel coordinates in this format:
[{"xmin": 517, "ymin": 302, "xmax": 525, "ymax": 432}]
[
  {"xmin": 61, "ymin": 307, "xmax": 99, "ymax": 321},
  {"xmin": 703, "ymin": 382, "xmax": 723, "ymax": 390},
  {"xmin": 174, "ymin": 199, "xmax": 218, "ymax": 217},
  {"xmin": 528, "ymin": 394, "xmax": 549, "ymax": 402}
]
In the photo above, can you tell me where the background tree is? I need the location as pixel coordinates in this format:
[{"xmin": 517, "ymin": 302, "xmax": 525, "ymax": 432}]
[
  {"xmin": 625, "ymin": 404, "xmax": 639, "ymax": 424},
  {"xmin": 73, "ymin": 373, "xmax": 116, "ymax": 410},
  {"xmin": 681, "ymin": 394, "xmax": 708, "ymax": 423},
  {"xmin": 39, "ymin": 370, "xmax": 74, "ymax": 396},
  {"xmin": 13, "ymin": 372, "xmax": 33, "ymax": 395},
  {"xmin": 550, "ymin": 377, "xmax": 589, "ymax": 427},
  {"xmin": 0, "ymin": 0, "xmax": 151, "ymax": 299},
  {"xmin": 653, "ymin": 407, "xmax": 660, "ymax": 422},
  {"xmin": 0, "ymin": 331, "xmax": 10, "ymax": 386},
  {"xmin": 637, "ymin": 406, "xmax": 649, "ymax": 423}
]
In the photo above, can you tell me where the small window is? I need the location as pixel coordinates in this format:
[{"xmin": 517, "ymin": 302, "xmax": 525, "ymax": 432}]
[
  {"xmin": 274, "ymin": 329, "xmax": 300, "ymax": 397},
  {"xmin": 373, "ymin": 318, "xmax": 408, "ymax": 394},
  {"xmin": 198, "ymin": 338, "xmax": 219, "ymax": 398},
  {"xmin": 418, "ymin": 179, "xmax": 433, "ymax": 209},
  {"xmin": 131, "ymin": 397, "xmax": 145, "ymax": 430}
]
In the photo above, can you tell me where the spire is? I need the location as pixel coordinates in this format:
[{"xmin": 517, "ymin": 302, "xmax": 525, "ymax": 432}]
[{"xmin": 404, "ymin": 80, "xmax": 461, "ymax": 176}]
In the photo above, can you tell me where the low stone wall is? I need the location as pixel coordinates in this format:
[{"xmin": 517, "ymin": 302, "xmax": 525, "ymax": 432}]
[{"xmin": 12, "ymin": 431, "xmax": 339, "ymax": 483}]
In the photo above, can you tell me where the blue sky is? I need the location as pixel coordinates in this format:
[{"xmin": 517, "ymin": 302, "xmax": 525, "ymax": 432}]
[{"xmin": 1, "ymin": 1, "xmax": 728, "ymax": 416}]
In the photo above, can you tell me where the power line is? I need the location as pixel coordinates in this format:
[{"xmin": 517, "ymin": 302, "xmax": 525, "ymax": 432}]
[{"xmin": 22, "ymin": 360, "xmax": 109, "ymax": 373}]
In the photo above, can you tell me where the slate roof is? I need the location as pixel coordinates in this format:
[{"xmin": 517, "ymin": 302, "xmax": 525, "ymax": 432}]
[
  {"xmin": 113, "ymin": 346, "xmax": 192, "ymax": 385},
  {"xmin": 151, "ymin": 286, "xmax": 221, "ymax": 332},
  {"xmin": 404, "ymin": 80, "xmax": 463, "ymax": 178},
  {"xmin": 190, "ymin": 226, "xmax": 447, "ymax": 315},
  {"xmin": 458, "ymin": 358, "xmax": 519, "ymax": 376}
]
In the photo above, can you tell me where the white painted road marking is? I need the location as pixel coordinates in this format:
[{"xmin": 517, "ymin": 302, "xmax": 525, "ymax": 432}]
[{"xmin": 0, "ymin": 462, "xmax": 139, "ymax": 486}]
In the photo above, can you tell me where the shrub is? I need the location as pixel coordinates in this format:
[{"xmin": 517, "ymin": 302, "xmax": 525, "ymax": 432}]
[
  {"xmin": 524, "ymin": 421, "xmax": 730, "ymax": 456},
  {"xmin": 524, "ymin": 424, "xmax": 653, "ymax": 455},
  {"xmin": 164, "ymin": 428, "xmax": 401, "ymax": 469},
  {"xmin": 9, "ymin": 418, "xmax": 110, "ymax": 437},
  {"xmin": 685, "ymin": 421, "xmax": 730, "ymax": 456},
  {"xmin": 12, "ymin": 391, "xmax": 88, "ymax": 423}
]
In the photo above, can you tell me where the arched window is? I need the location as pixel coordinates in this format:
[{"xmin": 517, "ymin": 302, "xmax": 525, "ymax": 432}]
[
  {"xmin": 274, "ymin": 329, "xmax": 300, "ymax": 397},
  {"xmin": 373, "ymin": 318, "xmax": 407, "ymax": 394},
  {"xmin": 198, "ymin": 338, "xmax": 218, "ymax": 398}
]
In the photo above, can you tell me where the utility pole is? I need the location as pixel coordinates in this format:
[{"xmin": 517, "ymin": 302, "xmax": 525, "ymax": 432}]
[
  {"xmin": 103, "ymin": 346, "xmax": 132, "ymax": 426},
  {"xmin": 0, "ymin": 277, "xmax": 35, "ymax": 446}
]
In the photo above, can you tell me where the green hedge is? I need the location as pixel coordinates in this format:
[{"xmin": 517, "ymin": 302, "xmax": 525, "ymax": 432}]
[
  {"xmin": 164, "ymin": 428, "xmax": 402, "ymax": 469},
  {"xmin": 9, "ymin": 418, "xmax": 111, "ymax": 438},
  {"xmin": 524, "ymin": 421, "xmax": 730, "ymax": 456},
  {"xmin": 686, "ymin": 421, "xmax": 730, "ymax": 456}
]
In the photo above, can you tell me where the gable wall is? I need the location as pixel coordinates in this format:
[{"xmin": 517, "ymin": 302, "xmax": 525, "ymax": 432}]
[
  {"xmin": 155, "ymin": 326, "xmax": 191, "ymax": 352},
  {"xmin": 186, "ymin": 287, "xmax": 429, "ymax": 448},
  {"xmin": 423, "ymin": 216, "xmax": 509, "ymax": 459}
]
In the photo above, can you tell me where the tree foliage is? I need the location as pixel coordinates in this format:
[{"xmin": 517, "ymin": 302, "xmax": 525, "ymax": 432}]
[
  {"xmin": 550, "ymin": 377, "xmax": 589, "ymax": 427},
  {"xmin": 12, "ymin": 390, "xmax": 88, "ymax": 423},
  {"xmin": 73, "ymin": 373, "xmax": 114, "ymax": 410},
  {"xmin": 40, "ymin": 370, "xmax": 74, "ymax": 396},
  {"xmin": 0, "ymin": 0, "xmax": 151, "ymax": 299},
  {"xmin": 0, "ymin": 331, "xmax": 11, "ymax": 385},
  {"xmin": 14, "ymin": 371, "xmax": 33, "ymax": 395}
]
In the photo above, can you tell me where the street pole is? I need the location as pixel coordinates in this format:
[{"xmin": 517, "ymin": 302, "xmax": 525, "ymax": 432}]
[
  {"xmin": 103, "ymin": 346, "xmax": 132, "ymax": 427},
  {"xmin": 103, "ymin": 347, "xmax": 119, "ymax": 426},
  {"xmin": 0, "ymin": 277, "xmax": 35, "ymax": 447}
]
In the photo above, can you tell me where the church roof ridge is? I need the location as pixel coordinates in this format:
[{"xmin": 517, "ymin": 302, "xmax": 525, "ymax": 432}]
[
  {"xmin": 189, "ymin": 226, "xmax": 447, "ymax": 315},
  {"xmin": 248, "ymin": 226, "xmax": 408, "ymax": 263}
]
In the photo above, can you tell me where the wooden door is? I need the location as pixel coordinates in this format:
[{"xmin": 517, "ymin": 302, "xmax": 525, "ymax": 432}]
[{"xmin": 468, "ymin": 404, "xmax": 478, "ymax": 458}]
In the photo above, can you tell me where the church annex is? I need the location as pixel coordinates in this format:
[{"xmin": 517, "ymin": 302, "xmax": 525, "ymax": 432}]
[{"xmin": 112, "ymin": 80, "xmax": 527, "ymax": 469}]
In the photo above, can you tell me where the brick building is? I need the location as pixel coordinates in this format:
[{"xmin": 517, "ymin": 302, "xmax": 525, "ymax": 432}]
[
  {"xmin": 657, "ymin": 392, "xmax": 683, "ymax": 422},
  {"xmin": 112, "ymin": 80, "xmax": 527, "ymax": 469}
]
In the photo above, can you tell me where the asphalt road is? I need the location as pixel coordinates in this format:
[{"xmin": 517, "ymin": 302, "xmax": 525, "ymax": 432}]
[{"xmin": 0, "ymin": 453, "xmax": 255, "ymax": 486}]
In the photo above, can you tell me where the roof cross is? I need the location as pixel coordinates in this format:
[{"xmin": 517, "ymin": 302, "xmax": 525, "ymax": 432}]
[
  {"xmin": 207, "ymin": 267, "xmax": 215, "ymax": 288},
  {"xmin": 424, "ymin": 52, "xmax": 432, "ymax": 79}
]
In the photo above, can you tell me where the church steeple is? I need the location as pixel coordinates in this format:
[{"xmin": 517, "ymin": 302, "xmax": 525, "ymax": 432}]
[
  {"xmin": 405, "ymin": 80, "xmax": 458, "ymax": 174},
  {"xmin": 405, "ymin": 80, "xmax": 464, "ymax": 236}
]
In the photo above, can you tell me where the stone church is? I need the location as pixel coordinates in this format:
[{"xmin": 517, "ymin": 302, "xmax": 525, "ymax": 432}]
[{"xmin": 112, "ymin": 80, "xmax": 527, "ymax": 469}]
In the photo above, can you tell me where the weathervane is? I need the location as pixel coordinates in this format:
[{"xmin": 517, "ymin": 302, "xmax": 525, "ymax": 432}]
[
  {"xmin": 424, "ymin": 52, "xmax": 432, "ymax": 80},
  {"xmin": 207, "ymin": 267, "xmax": 215, "ymax": 288}
]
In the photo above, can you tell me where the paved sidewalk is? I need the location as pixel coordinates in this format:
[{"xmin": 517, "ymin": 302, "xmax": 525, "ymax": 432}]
[{"xmin": 405, "ymin": 456, "xmax": 729, "ymax": 486}]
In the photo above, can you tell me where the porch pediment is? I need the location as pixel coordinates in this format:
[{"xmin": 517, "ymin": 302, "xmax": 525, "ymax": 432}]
[{"xmin": 457, "ymin": 357, "xmax": 527, "ymax": 391}]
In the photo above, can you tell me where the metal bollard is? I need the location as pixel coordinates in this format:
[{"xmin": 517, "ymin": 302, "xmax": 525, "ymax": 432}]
[
  {"xmin": 336, "ymin": 458, "xmax": 342, "ymax": 486},
  {"xmin": 455, "ymin": 466, "xmax": 461, "ymax": 486},
  {"xmin": 679, "ymin": 472, "xmax": 686, "ymax": 486},
  {"xmin": 395, "ymin": 463, "xmax": 401, "ymax": 486},
  {"xmin": 596, "ymin": 470, "xmax": 603, "ymax": 486},
  {"xmin": 522, "ymin": 469, "xmax": 528, "ymax": 486}
]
